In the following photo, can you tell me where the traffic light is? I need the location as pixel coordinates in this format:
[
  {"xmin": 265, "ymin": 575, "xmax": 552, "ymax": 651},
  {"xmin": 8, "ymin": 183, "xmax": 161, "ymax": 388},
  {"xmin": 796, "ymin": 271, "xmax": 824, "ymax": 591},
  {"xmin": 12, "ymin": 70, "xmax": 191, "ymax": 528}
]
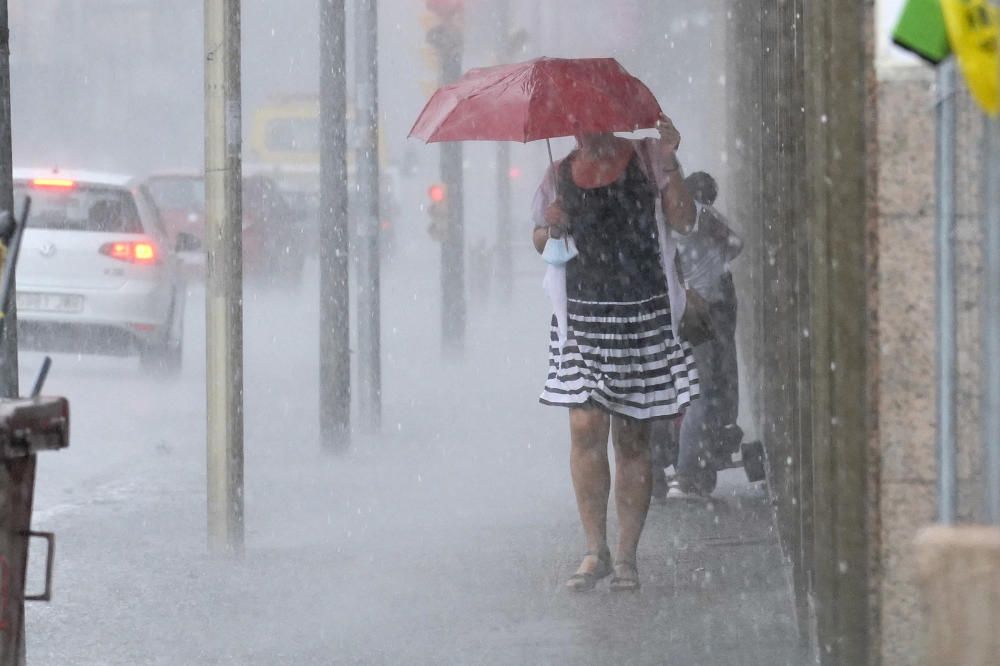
[
  {"xmin": 426, "ymin": 183, "xmax": 449, "ymax": 241},
  {"xmin": 426, "ymin": 0, "xmax": 463, "ymax": 18},
  {"xmin": 425, "ymin": 0, "xmax": 463, "ymax": 73}
]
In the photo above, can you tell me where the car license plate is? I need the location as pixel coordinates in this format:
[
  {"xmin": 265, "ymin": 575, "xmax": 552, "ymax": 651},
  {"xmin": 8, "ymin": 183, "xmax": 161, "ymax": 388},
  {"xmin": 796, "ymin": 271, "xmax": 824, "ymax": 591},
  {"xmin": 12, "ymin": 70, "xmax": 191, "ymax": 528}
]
[{"xmin": 16, "ymin": 293, "xmax": 84, "ymax": 313}]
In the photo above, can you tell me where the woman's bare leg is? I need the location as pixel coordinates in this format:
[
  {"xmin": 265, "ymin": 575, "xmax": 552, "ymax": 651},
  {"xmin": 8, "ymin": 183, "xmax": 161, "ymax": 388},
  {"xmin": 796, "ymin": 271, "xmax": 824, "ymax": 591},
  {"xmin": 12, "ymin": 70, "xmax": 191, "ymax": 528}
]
[
  {"xmin": 569, "ymin": 406, "xmax": 612, "ymax": 565},
  {"xmin": 611, "ymin": 415, "xmax": 652, "ymax": 564}
]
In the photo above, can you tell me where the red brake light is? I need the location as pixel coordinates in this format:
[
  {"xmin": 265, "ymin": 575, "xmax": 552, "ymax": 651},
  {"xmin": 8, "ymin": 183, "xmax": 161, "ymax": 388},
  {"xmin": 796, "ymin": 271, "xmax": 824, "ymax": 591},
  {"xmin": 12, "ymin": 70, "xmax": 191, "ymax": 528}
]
[
  {"xmin": 108, "ymin": 243, "xmax": 131, "ymax": 260},
  {"xmin": 100, "ymin": 241, "xmax": 159, "ymax": 265},
  {"xmin": 508, "ymin": 167, "xmax": 522, "ymax": 179},
  {"xmin": 32, "ymin": 177, "xmax": 76, "ymax": 189},
  {"xmin": 134, "ymin": 243, "xmax": 156, "ymax": 262},
  {"xmin": 428, "ymin": 184, "xmax": 446, "ymax": 203}
]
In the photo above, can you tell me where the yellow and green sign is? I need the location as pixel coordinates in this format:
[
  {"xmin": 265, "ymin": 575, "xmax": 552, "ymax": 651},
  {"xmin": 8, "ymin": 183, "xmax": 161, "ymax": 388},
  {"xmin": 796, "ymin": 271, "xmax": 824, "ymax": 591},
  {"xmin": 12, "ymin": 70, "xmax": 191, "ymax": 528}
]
[{"xmin": 895, "ymin": 0, "xmax": 1000, "ymax": 115}]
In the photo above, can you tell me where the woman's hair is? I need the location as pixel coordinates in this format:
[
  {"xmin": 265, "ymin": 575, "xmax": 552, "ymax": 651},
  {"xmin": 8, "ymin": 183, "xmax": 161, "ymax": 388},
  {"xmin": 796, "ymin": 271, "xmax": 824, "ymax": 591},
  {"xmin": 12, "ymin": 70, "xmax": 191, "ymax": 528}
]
[{"xmin": 684, "ymin": 171, "xmax": 718, "ymax": 206}]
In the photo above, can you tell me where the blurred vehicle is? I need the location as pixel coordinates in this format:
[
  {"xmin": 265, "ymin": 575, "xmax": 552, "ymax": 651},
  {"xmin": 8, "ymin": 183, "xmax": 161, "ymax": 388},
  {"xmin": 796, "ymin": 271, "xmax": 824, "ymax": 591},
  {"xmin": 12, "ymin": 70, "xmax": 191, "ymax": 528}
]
[
  {"xmin": 143, "ymin": 172, "xmax": 307, "ymax": 285},
  {"xmin": 241, "ymin": 173, "xmax": 307, "ymax": 285},
  {"xmin": 13, "ymin": 169, "xmax": 190, "ymax": 373},
  {"xmin": 143, "ymin": 171, "xmax": 204, "ymax": 244},
  {"xmin": 247, "ymin": 94, "xmax": 399, "ymax": 258},
  {"xmin": 143, "ymin": 171, "xmax": 206, "ymax": 280},
  {"xmin": 246, "ymin": 95, "xmax": 320, "ymax": 254}
]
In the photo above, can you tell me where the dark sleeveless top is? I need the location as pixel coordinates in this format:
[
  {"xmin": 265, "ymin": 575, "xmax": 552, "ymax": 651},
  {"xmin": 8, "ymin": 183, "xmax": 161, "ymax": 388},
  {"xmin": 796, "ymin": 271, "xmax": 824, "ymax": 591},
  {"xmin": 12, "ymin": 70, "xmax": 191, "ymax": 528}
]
[{"xmin": 557, "ymin": 151, "xmax": 666, "ymax": 303}]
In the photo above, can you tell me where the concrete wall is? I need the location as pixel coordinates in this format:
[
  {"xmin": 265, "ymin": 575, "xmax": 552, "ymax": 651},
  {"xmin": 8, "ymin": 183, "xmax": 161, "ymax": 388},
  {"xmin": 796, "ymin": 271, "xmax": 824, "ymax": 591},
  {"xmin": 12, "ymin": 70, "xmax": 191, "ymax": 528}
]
[
  {"xmin": 875, "ymin": 64, "xmax": 986, "ymax": 665},
  {"xmin": 725, "ymin": 1, "xmax": 876, "ymax": 662}
]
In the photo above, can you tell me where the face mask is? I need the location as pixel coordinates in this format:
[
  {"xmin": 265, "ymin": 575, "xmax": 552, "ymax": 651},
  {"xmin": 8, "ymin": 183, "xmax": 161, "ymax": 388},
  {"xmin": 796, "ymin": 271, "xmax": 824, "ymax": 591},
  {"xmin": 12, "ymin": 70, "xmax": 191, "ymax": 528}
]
[{"xmin": 542, "ymin": 236, "xmax": 579, "ymax": 266}]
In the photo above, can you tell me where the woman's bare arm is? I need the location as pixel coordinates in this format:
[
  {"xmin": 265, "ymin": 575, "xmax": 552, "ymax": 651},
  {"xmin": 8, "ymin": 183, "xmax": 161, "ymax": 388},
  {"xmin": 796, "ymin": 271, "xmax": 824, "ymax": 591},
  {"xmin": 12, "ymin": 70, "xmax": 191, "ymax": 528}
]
[
  {"xmin": 661, "ymin": 169, "xmax": 696, "ymax": 234},
  {"xmin": 654, "ymin": 115, "xmax": 696, "ymax": 234}
]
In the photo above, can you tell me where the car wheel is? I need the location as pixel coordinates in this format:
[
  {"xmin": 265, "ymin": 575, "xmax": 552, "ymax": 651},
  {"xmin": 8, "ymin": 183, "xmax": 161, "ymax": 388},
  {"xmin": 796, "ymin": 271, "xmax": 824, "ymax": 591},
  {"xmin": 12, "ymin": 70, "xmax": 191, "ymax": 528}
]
[
  {"xmin": 741, "ymin": 440, "xmax": 767, "ymax": 483},
  {"xmin": 140, "ymin": 297, "xmax": 183, "ymax": 377},
  {"xmin": 681, "ymin": 468, "xmax": 718, "ymax": 497}
]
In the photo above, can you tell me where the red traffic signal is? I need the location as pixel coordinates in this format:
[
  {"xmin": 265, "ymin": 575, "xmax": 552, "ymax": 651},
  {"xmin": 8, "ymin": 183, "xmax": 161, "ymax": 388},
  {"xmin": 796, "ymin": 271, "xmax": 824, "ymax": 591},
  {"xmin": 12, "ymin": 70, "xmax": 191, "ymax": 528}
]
[
  {"xmin": 428, "ymin": 184, "xmax": 446, "ymax": 203},
  {"xmin": 426, "ymin": 0, "xmax": 463, "ymax": 17}
]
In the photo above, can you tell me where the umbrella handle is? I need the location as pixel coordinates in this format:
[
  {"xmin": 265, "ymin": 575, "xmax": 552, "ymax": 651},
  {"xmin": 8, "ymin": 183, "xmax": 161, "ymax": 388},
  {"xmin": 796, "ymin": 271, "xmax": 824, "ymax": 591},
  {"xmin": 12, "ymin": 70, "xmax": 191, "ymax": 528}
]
[{"xmin": 546, "ymin": 138, "xmax": 554, "ymax": 166}]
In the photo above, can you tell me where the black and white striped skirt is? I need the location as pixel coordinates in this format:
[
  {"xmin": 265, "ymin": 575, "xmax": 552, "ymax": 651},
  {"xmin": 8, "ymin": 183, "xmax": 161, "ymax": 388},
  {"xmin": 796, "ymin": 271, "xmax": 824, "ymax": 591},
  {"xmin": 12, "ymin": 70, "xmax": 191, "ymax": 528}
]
[{"xmin": 540, "ymin": 294, "xmax": 699, "ymax": 420}]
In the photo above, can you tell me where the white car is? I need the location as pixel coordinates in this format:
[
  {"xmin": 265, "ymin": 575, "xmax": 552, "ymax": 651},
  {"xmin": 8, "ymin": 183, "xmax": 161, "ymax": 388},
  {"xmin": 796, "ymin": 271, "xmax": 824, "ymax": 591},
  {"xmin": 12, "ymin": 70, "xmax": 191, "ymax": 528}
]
[{"xmin": 13, "ymin": 169, "xmax": 190, "ymax": 373}]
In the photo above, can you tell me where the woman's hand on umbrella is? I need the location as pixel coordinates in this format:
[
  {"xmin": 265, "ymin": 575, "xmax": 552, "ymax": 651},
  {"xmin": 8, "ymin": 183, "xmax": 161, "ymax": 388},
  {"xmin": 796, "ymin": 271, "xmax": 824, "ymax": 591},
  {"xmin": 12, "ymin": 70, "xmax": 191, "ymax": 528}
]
[{"xmin": 656, "ymin": 114, "xmax": 681, "ymax": 151}]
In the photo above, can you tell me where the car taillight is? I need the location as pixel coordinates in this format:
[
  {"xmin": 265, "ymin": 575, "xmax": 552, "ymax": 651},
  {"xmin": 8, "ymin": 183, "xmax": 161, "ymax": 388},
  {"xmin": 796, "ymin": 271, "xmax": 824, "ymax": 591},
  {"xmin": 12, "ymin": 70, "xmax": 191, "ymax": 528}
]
[
  {"xmin": 134, "ymin": 243, "xmax": 155, "ymax": 262},
  {"xmin": 100, "ymin": 241, "xmax": 159, "ymax": 265},
  {"xmin": 31, "ymin": 177, "xmax": 76, "ymax": 189}
]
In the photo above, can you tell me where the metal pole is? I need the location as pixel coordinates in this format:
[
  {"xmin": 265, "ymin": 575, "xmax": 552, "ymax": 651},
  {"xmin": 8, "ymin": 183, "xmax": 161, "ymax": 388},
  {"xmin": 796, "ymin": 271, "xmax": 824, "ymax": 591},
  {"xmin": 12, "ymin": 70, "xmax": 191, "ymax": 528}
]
[
  {"xmin": 0, "ymin": 0, "xmax": 16, "ymax": 399},
  {"xmin": 935, "ymin": 59, "xmax": 958, "ymax": 524},
  {"xmin": 204, "ymin": 0, "xmax": 244, "ymax": 555},
  {"xmin": 319, "ymin": 0, "xmax": 351, "ymax": 451},
  {"xmin": 440, "ymin": 12, "xmax": 465, "ymax": 352},
  {"xmin": 0, "ymin": 5, "xmax": 24, "ymax": 662},
  {"xmin": 983, "ymin": 112, "xmax": 1000, "ymax": 524},
  {"xmin": 355, "ymin": 0, "xmax": 381, "ymax": 432},
  {"xmin": 494, "ymin": 0, "xmax": 512, "ymax": 304}
]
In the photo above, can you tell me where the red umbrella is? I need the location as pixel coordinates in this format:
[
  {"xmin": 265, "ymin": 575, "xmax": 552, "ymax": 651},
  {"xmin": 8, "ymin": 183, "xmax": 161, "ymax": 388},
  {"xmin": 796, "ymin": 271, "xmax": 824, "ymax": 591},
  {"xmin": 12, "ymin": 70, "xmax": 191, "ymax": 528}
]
[{"xmin": 408, "ymin": 57, "xmax": 662, "ymax": 150}]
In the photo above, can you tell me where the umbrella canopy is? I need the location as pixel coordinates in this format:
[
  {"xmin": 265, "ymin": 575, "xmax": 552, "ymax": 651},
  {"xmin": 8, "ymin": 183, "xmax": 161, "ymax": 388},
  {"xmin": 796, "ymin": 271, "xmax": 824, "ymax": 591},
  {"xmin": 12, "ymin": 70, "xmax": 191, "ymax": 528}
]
[{"xmin": 408, "ymin": 57, "xmax": 662, "ymax": 144}]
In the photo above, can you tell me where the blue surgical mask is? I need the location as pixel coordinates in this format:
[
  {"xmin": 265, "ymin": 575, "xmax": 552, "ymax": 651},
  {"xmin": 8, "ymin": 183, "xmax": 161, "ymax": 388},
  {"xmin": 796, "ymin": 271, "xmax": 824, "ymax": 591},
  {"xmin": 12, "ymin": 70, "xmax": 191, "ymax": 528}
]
[{"xmin": 542, "ymin": 236, "xmax": 579, "ymax": 266}]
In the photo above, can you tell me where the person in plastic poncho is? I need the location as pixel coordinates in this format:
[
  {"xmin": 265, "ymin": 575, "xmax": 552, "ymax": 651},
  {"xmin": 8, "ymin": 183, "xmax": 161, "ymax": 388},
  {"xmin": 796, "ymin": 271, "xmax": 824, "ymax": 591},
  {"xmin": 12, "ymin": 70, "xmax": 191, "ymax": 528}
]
[{"xmin": 653, "ymin": 171, "xmax": 744, "ymax": 499}]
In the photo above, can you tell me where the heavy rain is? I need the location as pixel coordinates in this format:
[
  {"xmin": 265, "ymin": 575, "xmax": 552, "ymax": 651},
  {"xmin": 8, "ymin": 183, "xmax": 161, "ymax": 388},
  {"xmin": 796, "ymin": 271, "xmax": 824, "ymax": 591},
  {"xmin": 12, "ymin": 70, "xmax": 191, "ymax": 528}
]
[{"xmin": 0, "ymin": 1, "xmax": 997, "ymax": 665}]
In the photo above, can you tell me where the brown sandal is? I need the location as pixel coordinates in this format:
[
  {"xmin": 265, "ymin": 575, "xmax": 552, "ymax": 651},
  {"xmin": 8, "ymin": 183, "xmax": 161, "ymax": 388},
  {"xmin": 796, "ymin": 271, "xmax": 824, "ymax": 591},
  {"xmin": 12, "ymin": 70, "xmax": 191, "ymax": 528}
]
[
  {"xmin": 566, "ymin": 550, "xmax": 612, "ymax": 592},
  {"xmin": 609, "ymin": 560, "xmax": 640, "ymax": 592}
]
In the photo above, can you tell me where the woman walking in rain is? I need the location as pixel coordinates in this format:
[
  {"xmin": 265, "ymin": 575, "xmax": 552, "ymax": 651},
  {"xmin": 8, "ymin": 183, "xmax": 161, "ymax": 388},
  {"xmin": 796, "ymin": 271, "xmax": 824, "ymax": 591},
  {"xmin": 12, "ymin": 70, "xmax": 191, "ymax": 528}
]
[{"xmin": 532, "ymin": 115, "xmax": 699, "ymax": 592}]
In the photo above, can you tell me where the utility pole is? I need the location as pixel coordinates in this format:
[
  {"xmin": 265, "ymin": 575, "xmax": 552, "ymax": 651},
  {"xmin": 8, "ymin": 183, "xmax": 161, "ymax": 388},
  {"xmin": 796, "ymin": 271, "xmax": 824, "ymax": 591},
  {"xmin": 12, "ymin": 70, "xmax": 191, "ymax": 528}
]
[
  {"xmin": 355, "ymin": 0, "xmax": 381, "ymax": 432},
  {"xmin": 319, "ymin": 0, "xmax": 351, "ymax": 450},
  {"xmin": 0, "ymin": 0, "xmax": 16, "ymax": 398},
  {"xmin": 494, "ymin": 0, "xmax": 512, "ymax": 304},
  {"xmin": 427, "ymin": 0, "xmax": 465, "ymax": 352},
  {"xmin": 204, "ymin": 0, "xmax": 244, "ymax": 556}
]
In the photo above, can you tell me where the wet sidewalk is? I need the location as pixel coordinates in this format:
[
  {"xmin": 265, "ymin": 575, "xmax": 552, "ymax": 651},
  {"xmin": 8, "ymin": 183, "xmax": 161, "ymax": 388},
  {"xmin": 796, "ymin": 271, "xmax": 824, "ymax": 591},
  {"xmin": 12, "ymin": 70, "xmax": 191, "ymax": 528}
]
[
  {"xmin": 28, "ymin": 440, "xmax": 803, "ymax": 665},
  {"xmin": 26, "ymin": 255, "xmax": 805, "ymax": 665}
]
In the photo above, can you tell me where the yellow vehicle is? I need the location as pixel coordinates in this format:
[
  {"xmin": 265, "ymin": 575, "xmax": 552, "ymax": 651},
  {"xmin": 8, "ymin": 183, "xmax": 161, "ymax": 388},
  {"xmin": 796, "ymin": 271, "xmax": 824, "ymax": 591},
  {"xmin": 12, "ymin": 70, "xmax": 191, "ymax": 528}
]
[
  {"xmin": 249, "ymin": 96, "xmax": 320, "ymax": 167},
  {"xmin": 247, "ymin": 95, "xmax": 398, "ymax": 256},
  {"xmin": 247, "ymin": 95, "xmax": 322, "ymax": 211}
]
